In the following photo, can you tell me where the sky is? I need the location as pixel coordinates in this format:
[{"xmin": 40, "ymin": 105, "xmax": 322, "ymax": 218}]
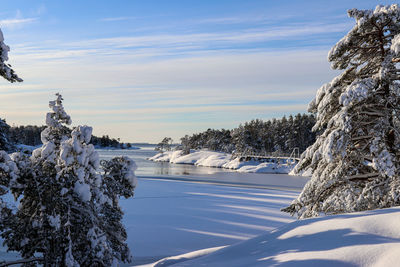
[{"xmin": 0, "ymin": 0, "xmax": 395, "ymax": 143}]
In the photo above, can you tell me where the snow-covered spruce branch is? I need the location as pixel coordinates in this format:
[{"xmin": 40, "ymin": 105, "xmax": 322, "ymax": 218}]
[
  {"xmin": 347, "ymin": 172, "xmax": 380, "ymax": 180},
  {"xmin": 0, "ymin": 257, "xmax": 43, "ymax": 267},
  {"xmin": 0, "ymin": 28, "xmax": 21, "ymax": 83}
]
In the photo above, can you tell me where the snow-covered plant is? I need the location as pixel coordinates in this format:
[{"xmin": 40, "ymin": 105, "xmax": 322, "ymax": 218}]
[
  {"xmin": 283, "ymin": 4, "xmax": 400, "ymax": 218},
  {"xmin": 0, "ymin": 150, "xmax": 18, "ymax": 215},
  {"xmin": 100, "ymin": 156, "xmax": 137, "ymax": 263},
  {"xmin": 0, "ymin": 94, "xmax": 137, "ymax": 266},
  {"xmin": 155, "ymin": 137, "xmax": 173, "ymax": 152},
  {"xmin": 0, "ymin": 118, "xmax": 13, "ymax": 152},
  {"xmin": 0, "ymin": 28, "xmax": 21, "ymax": 83}
]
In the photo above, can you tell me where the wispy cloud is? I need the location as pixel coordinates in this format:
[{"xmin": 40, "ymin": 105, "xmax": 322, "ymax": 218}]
[
  {"xmin": 100, "ymin": 16, "xmax": 136, "ymax": 22},
  {"xmin": 0, "ymin": 10, "xmax": 37, "ymax": 28},
  {"xmin": 70, "ymin": 22, "xmax": 350, "ymax": 49},
  {"xmin": 10, "ymin": 20, "xmax": 350, "ymax": 64},
  {"xmin": 195, "ymin": 16, "xmax": 269, "ymax": 25},
  {"xmin": 0, "ymin": 17, "xmax": 37, "ymax": 28},
  {"xmin": 193, "ymin": 14, "xmax": 295, "ymax": 25}
]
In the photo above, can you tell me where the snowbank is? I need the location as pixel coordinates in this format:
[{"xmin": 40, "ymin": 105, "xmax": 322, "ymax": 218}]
[
  {"xmin": 149, "ymin": 150, "xmax": 295, "ymax": 174},
  {"xmin": 147, "ymin": 206, "xmax": 400, "ymax": 267}
]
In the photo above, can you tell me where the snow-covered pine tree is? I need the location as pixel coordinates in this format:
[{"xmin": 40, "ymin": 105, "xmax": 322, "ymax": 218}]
[
  {"xmin": 283, "ymin": 4, "xmax": 400, "ymax": 219},
  {"xmin": 2, "ymin": 94, "xmax": 75, "ymax": 264},
  {"xmin": 0, "ymin": 118, "xmax": 14, "ymax": 152},
  {"xmin": 155, "ymin": 137, "xmax": 173, "ymax": 152},
  {"xmin": 100, "ymin": 156, "xmax": 137, "ymax": 264},
  {"xmin": 0, "ymin": 28, "xmax": 22, "ymax": 83},
  {"xmin": 1, "ymin": 94, "xmax": 137, "ymax": 266}
]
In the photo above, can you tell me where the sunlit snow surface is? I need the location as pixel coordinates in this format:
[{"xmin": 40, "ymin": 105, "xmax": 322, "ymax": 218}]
[
  {"xmin": 149, "ymin": 206, "xmax": 400, "ymax": 267},
  {"xmin": 123, "ymin": 178, "xmax": 300, "ymax": 266}
]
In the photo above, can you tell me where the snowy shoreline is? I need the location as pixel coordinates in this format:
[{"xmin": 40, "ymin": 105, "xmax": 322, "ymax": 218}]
[{"xmin": 148, "ymin": 150, "xmax": 295, "ymax": 174}]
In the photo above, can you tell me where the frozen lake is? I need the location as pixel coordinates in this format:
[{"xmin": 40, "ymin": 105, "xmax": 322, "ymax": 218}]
[
  {"xmin": 97, "ymin": 146, "xmax": 309, "ymax": 191},
  {"xmin": 123, "ymin": 178, "xmax": 300, "ymax": 266},
  {"xmin": 98, "ymin": 146, "xmax": 238, "ymax": 177},
  {"xmin": 97, "ymin": 146, "xmax": 308, "ymax": 266}
]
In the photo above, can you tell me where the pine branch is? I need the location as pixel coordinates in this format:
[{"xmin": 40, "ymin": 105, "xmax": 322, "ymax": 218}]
[
  {"xmin": 0, "ymin": 257, "xmax": 43, "ymax": 267},
  {"xmin": 352, "ymin": 135, "xmax": 372, "ymax": 141},
  {"xmin": 357, "ymin": 111, "xmax": 386, "ymax": 117},
  {"xmin": 347, "ymin": 172, "xmax": 380, "ymax": 180}
]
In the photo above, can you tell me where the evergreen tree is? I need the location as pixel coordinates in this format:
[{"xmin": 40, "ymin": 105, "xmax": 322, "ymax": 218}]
[
  {"xmin": 0, "ymin": 118, "xmax": 13, "ymax": 152},
  {"xmin": 100, "ymin": 156, "xmax": 137, "ymax": 263},
  {"xmin": 155, "ymin": 137, "xmax": 173, "ymax": 152},
  {"xmin": 180, "ymin": 135, "xmax": 191, "ymax": 155},
  {"xmin": 284, "ymin": 5, "xmax": 400, "ymax": 218},
  {"xmin": 1, "ymin": 94, "xmax": 137, "ymax": 266}
]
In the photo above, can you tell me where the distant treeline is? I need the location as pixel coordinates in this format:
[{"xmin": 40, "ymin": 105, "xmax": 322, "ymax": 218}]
[
  {"xmin": 0, "ymin": 123, "xmax": 130, "ymax": 151},
  {"xmin": 176, "ymin": 113, "xmax": 316, "ymax": 156}
]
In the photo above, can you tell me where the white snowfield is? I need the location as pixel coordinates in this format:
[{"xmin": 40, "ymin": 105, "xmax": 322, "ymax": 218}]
[
  {"xmin": 149, "ymin": 150, "xmax": 294, "ymax": 174},
  {"xmin": 124, "ymin": 178, "xmax": 301, "ymax": 266},
  {"xmin": 144, "ymin": 206, "xmax": 400, "ymax": 267}
]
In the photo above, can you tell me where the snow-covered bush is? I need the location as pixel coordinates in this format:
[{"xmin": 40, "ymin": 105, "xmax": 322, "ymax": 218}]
[
  {"xmin": 284, "ymin": 4, "xmax": 400, "ymax": 218},
  {"xmin": 0, "ymin": 94, "xmax": 137, "ymax": 266},
  {"xmin": 0, "ymin": 118, "xmax": 14, "ymax": 152}
]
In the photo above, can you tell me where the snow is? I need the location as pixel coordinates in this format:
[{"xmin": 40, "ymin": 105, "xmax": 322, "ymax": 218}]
[
  {"xmin": 142, "ymin": 246, "xmax": 226, "ymax": 267},
  {"xmin": 0, "ymin": 29, "xmax": 9, "ymax": 62},
  {"xmin": 339, "ymin": 78, "xmax": 373, "ymax": 107},
  {"xmin": 1, "ymin": 155, "xmax": 399, "ymax": 266},
  {"xmin": 0, "ymin": 150, "xmax": 19, "ymax": 180},
  {"xmin": 146, "ymin": 206, "xmax": 400, "ymax": 267},
  {"xmin": 74, "ymin": 182, "xmax": 91, "ymax": 202},
  {"xmin": 119, "ymin": 156, "xmax": 138, "ymax": 187},
  {"xmin": 149, "ymin": 150, "xmax": 296, "ymax": 174},
  {"xmin": 391, "ymin": 34, "xmax": 400, "ymax": 55},
  {"xmin": 121, "ymin": 178, "xmax": 300, "ymax": 265},
  {"xmin": 48, "ymin": 214, "xmax": 61, "ymax": 230}
]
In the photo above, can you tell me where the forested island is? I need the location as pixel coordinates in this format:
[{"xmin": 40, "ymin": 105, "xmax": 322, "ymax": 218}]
[
  {"xmin": 156, "ymin": 113, "xmax": 316, "ymax": 157},
  {"xmin": 0, "ymin": 119, "xmax": 133, "ymax": 151}
]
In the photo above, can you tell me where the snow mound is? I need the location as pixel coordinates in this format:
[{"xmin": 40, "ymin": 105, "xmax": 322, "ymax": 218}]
[
  {"xmin": 138, "ymin": 246, "xmax": 226, "ymax": 267},
  {"xmin": 151, "ymin": 207, "xmax": 400, "ymax": 267}
]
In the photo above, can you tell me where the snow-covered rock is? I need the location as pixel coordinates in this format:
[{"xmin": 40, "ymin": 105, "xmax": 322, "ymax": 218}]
[{"xmin": 149, "ymin": 150, "xmax": 297, "ymax": 174}]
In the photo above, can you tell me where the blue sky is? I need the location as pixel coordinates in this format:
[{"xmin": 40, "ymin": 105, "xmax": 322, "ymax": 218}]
[{"xmin": 0, "ymin": 0, "xmax": 394, "ymax": 142}]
